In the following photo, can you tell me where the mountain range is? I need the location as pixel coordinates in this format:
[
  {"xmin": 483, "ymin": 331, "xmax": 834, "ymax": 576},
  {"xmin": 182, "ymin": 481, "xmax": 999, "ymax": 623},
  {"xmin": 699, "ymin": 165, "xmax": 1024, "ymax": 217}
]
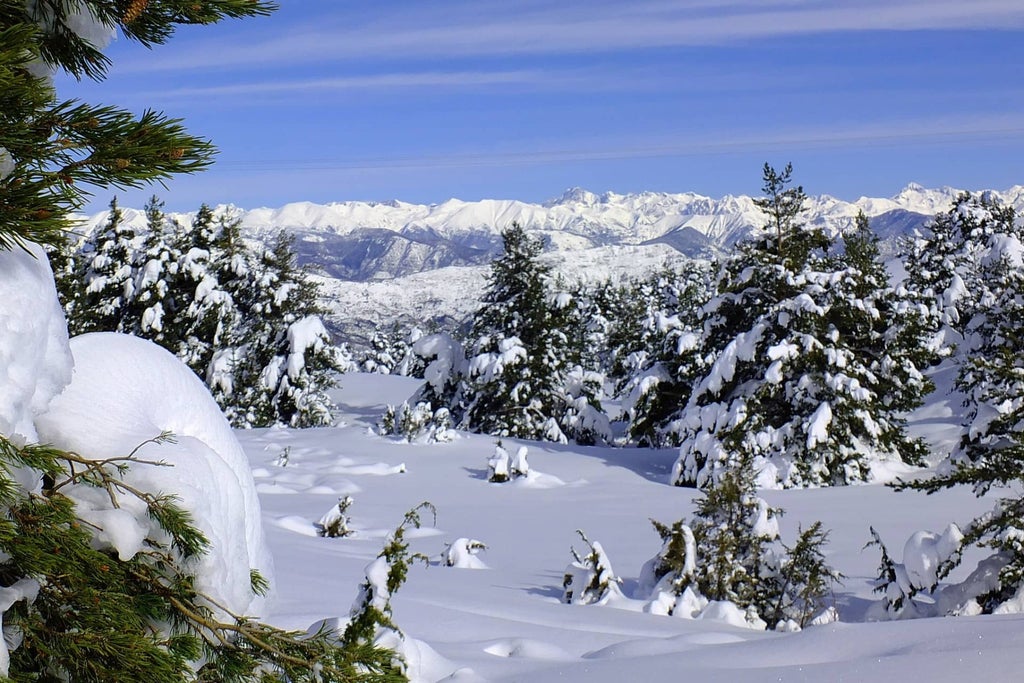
[{"xmin": 78, "ymin": 183, "xmax": 1024, "ymax": 345}]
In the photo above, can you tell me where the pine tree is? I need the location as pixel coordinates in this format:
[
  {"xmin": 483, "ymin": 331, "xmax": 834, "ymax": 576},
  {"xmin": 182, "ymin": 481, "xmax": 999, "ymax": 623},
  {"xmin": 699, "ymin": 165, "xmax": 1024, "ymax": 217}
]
[
  {"xmin": 562, "ymin": 530, "xmax": 623, "ymax": 605},
  {"xmin": 890, "ymin": 404, "xmax": 1024, "ymax": 616},
  {"xmin": 1, "ymin": 4, "xmax": 413, "ymax": 677},
  {"xmin": 954, "ymin": 232, "xmax": 1024, "ymax": 465},
  {"xmin": 901, "ymin": 191, "xmax": 1023, "ymax": 340},
  {"xmin": 643, "ymin": 452, "xmax": 840, "ymax": 628},
  {"xmin": 454, "ymin": 223, "xmax": 607, "ymax": 443},
  {"xmin": 458, "ymin": 223, "xmax": 553, "ymax": 438},
  {"xmin": 229, "ymin": 231, "xmax": 348, "ymax": 428},
  {"xmin": 126, "ymin": 194, "xmax": 174, "ymax": 339},
  {"xmin": 618, "ymin": 262, "xmax": 713, "ymax": 447},
  {"xmin": 73, "ymin": 196, "xmax": 139, "ymax": 335},
  {"xmin": 671, "ymin": 168, "xmax": 935, "ymax": 488},
  {"xmin": 0, "ymin": 1, "xmax": 272, "ymax": 251},
  {"xmin": 175, "ymin": 204, "xmax": 241, "ymax": 376}
]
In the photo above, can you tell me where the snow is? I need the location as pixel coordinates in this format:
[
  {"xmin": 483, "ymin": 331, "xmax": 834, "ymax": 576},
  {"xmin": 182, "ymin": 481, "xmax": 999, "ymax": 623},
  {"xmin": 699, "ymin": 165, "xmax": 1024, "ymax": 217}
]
[
  {"xmin": 286, "ymin": 315, "xmax": 330, "ymax": 378},
  {"xmin": 35, "ymin": 333, "xmax": 273, "ymax": 618},
  {"xmin": 0, "ymin": 147, "xmax": 13, "ymax": 180},
  {"xmin": 444, "ymin": 538, "xmax": 489, "ymax": 569},
  {"xmin": 0, "ymin": 578, "xmax": 39, "ymax": 677},
  {"xmin": 6, "ymin": 221, "xmax": 1024, "ymax": 679},
  {"xmin": 902, "ymin": 525, "xmax": 963, "ymax": 590},
  {"xmin": 0, "ymin": 244, "xmax": 72, "ymax": 442},
  {"xmin": 183, "ymin": 372, "xmax": 1008, "ymax": 681},
  {"xmin": 806, "ymin": 401, "xmax": 833, "ymax": 449}
]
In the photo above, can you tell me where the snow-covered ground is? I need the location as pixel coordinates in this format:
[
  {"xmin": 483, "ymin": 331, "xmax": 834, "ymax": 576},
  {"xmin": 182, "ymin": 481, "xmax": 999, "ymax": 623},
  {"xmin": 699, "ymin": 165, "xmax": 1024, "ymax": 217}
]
[{"xmin": 242, "ymin": 373, "xmax": 1022, "ymax": 682}]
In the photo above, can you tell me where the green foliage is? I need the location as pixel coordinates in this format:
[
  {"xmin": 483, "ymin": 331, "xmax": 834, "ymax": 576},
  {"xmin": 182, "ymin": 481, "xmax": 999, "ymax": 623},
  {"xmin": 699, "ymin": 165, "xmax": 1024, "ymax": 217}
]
[
  {"xmin": 342, "ymin": 502, "xmax": 435, "ymax": 652},
  {"xmin": 753, "ymin": 161, "xmax": 807, "ymax": 263},
  {"xmin": 0, "ymin": 0, "xmax": 274, "ymax": 251},
  {"xmin": 0, "ymin": 433, "xmax": 407, "ymax": 682},
  {"xmin": 773, "ymin": 522, "xmax": 842, "ymax": 627}
]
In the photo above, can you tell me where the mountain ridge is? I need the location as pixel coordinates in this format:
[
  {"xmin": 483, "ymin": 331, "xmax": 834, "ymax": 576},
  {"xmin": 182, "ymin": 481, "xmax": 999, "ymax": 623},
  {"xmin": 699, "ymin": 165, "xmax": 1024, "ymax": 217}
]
[
  {"xmin": 79, "ymin": 184, "xmax": 1024, "ymax": 274},
  {"xmin": 73, "ymin": 183, "xmax": 1023, "ymax": 344}
]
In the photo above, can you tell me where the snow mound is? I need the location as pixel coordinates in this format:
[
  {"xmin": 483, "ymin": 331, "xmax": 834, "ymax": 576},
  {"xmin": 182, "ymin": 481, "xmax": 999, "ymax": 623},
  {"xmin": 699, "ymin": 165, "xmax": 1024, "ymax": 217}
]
[
  {"xmin": 36, "ymin": 333, "xmax": 273, "ymax": 618},
  {"xmin": 483, "ymin": 638, "xmax": 574, "ymax": 660},
  {"xmin": 0, "ymin": 244, "xmax": 72, "ymax": 442}
]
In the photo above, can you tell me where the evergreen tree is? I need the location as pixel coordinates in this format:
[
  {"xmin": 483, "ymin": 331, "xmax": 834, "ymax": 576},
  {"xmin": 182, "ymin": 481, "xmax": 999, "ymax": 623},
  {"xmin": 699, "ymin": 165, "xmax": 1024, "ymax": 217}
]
[
  {"xmin": 0, "ymin": 434, "xmax": 410, "ymax": 682},
  {"xmin": 73, "ymin": 196, "xmax": 139, "ymax": 335},
  {"xmin": 126, "ymin": 194, "xmax": 175, "ymax": 340},
  {"xmin": 888, "ymin": 386, "xmax": 1024, "ymax": 617},
  {"xmin": 1, "ymin": 2, "xmax": 416, "ymax": 678},
  {"xmin": 618, "ymin": 262, "xmax": 713, "ymax": 447},
  {"xmin": 642, "ymin": 452, "xmax": 840, "ymax": 628},
  {"xmin": 901, "ymin": 191, "xmax": 1023, "ymax": 341},
  {"xmin": 671, "ymin": 167, "xmax": 935, "ymax": 488},
  {"xmin": 175, "ymin": 204, "xmax": 241, "ymax": 376},
  {"xmin": 454, "ymin": 223, "xmax": 608, "ymax": 443},
  {"xmin": 228, "ymin": 231, "xmax": 349, "ymax": 428},
  {"xmin": 953, "ymin": 223, "xmax": 1024, "ymax": 465},
  {"xmin": 0, "ymin": 1, "xmax": 270, "ymax": 251},
  {"xmin": 562, "ymin": 530, "xmax": 623, "ymax": 605}
]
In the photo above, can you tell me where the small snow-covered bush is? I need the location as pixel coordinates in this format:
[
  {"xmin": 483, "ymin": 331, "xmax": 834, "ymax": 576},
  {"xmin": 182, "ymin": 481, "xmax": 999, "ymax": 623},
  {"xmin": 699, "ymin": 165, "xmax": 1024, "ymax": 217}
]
[
  {"xmin": 379, "ymin": 401, "xmax": 456, "ymax": 443},
  {"xmin": 487, "ymin": 442, "xmax": 533, "ymax": 483},
  {"xmin": 487, "ymin": 442, "xmax": 512, "ymax": 483},
  {"xmin": 562, "ymin": 530, "xmax": 624, "ymax": 605},
  {"xmin": 510, "ymin": 445, "xmax": 530, "ymax": 478},
  {"xmin": 443, "ymin": 538, "xmax": 488, "ymax": 569},
  {"xmin": 317, "ymin": 495, "xmax": 355, "ymax": 538},
  {"xmin": 644, "ymin": 456, "xmax": 840, "ymax": 629}
]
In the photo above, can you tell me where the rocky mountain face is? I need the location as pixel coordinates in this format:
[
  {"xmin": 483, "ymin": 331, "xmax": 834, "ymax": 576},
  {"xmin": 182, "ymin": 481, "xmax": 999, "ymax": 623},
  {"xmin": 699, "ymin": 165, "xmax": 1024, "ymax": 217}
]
[{"xmin": 76, "ymin": 184, "xmax": 1024, "ymax": 345}]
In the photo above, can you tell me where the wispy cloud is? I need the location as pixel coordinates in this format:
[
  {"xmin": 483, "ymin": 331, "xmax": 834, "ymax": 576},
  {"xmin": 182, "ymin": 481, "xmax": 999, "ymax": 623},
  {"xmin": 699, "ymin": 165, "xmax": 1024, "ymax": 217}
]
[
  {"xmin": 113, "ymin": 0, "xmax": 1024, "ymax": 74},
  {"xmin": 209, "ymin": 114, "xmax": 1024, "ymax": 173},
  {"xmin": 139, "ymin": 69, "xmax": 560, "ymax": 100}
]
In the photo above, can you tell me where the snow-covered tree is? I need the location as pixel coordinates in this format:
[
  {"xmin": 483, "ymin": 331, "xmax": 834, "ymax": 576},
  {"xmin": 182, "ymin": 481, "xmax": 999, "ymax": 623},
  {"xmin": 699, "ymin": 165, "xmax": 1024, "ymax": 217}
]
[
  {"xmin": 73, "ymin": 196, "xmax": 140, "ymax": 335},
  {"xmin": 125, "ymin": 195, "xmax": 175, "ymax": 340},
  {"xmin": 487, "ymin": 441, "xmax": 512, "ymax": 482},
  {"xmin": 343, "ymin": 503, "xmax": 434, "ymax": 677},
  {"xmin": 901, "ymin": 191, "xmax": 1023, "ymax": 341},
  {"xmin": 671, "ymin": 167, "xmax": 934, "ymax": 488},
  {"xmin": 363, "ymin": 324, "xmax": 402, "ymax": 374},
  {"xmin": 457, "ymin": 223, "xmax": 559, "ymax": 439},
  {"xmin": 617, "ymin": 262, "xmax": 713, "ymax": 446},
  {"xmin": 455, "ymin": 224, "xmax": 609, "ymax": 444},
  {"xmin": 231, "ymin": 231, "xmax": 350, "ymax": 428},
  {"xmin": 443, "ymin": 538, "xmax": 488, "ymax": 568},
  {"xmin": 954, "ymin": 230, "xmax": 1024, "ymax": 465},
  {"xmin": 175, "ymin": 204, "xmax": 242, "ymax": 376},
  {"xmin": 380, "ymin": 332, "xmax": 466, "ymax": 442},
  {"xmin": 644, "ymin": 453, "xmax": 840, "ymax": 628},
  {"xmin": 317, "ymin": 495, "xmax": 355, "ymax": 538},
  {"xmin": 880, "ymin": 232, "xmax": 1024, "ymax": 618}
]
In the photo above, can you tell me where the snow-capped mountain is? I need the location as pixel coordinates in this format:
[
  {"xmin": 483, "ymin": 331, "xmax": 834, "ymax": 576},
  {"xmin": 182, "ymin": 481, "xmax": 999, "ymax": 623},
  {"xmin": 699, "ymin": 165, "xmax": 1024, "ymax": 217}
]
[{"xmin": 77, "ymin": 184, "xmax": 1024, "ymax": 344}]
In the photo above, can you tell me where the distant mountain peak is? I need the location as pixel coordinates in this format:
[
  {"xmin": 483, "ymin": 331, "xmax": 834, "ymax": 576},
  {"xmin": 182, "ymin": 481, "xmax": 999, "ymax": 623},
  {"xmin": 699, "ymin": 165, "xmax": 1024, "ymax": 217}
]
[{"xmin": 549, "ymin": 187, "xmax": 601, "ymax": 206}]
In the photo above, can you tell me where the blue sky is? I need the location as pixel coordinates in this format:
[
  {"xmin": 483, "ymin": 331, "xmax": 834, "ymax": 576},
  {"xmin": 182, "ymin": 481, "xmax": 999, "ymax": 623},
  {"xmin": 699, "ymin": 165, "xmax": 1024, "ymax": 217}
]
[{"xmin": 63, "ymin": 0, "xmax": 1024, "ymax": 212}]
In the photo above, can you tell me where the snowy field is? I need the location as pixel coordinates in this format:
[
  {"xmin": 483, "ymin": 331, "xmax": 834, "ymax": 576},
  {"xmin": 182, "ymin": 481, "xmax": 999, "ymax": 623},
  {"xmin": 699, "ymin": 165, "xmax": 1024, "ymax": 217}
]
[{"xmin": 242, "ymin": 373, "xmax": 1024, "ymax": 682}]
